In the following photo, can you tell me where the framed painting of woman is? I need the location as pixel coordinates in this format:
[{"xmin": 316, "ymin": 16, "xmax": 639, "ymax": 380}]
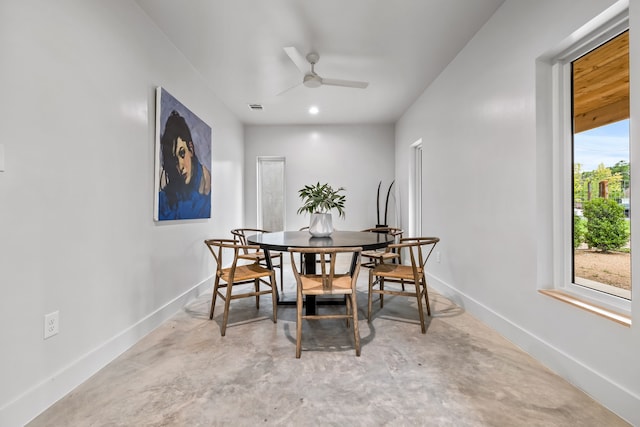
[{"xmin": 154, "ymin": 87, "xmax": 212, "ymax": 221}]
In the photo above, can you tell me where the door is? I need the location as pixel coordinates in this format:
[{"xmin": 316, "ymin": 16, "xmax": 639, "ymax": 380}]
[
  {"xmin": 410, "ymin": 140, "xmax": 422, "ymax": 237},
  {"xmin": 257, "ymin": 157, "xmax": 285, "ymax": 231}
]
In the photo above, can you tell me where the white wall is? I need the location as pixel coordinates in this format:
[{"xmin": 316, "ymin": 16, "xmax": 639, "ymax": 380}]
[
  {"xmin": 396, "ymin": 0, "xmax": 639, "ymax": 424},
  {"xmin": 244, "ymin": 124, "xmax": 396, "ymax": 232},
  {"xmin": 0, "ymin": 1, "xmax": 244, "ymax": 425}
]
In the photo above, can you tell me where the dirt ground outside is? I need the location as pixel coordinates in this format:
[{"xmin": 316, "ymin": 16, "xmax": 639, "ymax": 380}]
[{"xmin": 574, "ymin": 249, "xmax": 631, "ymax": 291}]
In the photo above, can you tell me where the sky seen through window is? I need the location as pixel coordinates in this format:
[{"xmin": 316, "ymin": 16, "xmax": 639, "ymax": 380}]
[{"xmin": 574, "ymin": 119, "xmax": 629, "ymax": 171}]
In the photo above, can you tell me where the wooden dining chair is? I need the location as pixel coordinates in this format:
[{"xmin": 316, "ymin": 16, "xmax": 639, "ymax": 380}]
[
  {"xmin": 204, "ymin": 238, "xmax": 278, "ymax": 336},
  {"xmin": 297, "ymin": 226, "xmax": 327, "ymax": 274},
  {"xmin": 288, "ymin": 246, "xmax": 363, "ymax": 358},
  {"xmin": 231, "ymin": 228, "xmax": 284, "ymax": 292},
  {"xmin": 360, "ymin": 227, "xmax": 404, "ymax": 268},
  {"xmin": 367, "ymin": 237, "xmax": 439, "ymax": 333}
]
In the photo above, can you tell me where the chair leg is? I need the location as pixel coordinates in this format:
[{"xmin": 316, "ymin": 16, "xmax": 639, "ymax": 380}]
[
  {"xmin": 270, "ymin": 272, "xmax": 278, "ymax": 323},
  {"xmin": 221, "ymin": 280, "xmax": 234, "ymax": 336},
  {"xmin": 367, "ymin": 269, "xmax": 374, "ymax": 322},
  {"xmin": 274, "ymin": 279, "xmax": 280, "ymax": 302},
  {"xmin": 422, "ymin": 277, "xmax": 431, "ymax": 316},
  {"xmin": 255, "ymin": 279, "xmax": 260, "ymax": 309},
  {"xmin": 296, "ymin": 288, "xmax": 303, "ymax": 358},
  {"xmin": 414, "ymin": 280, "xmax": 426, "ymax": 334},
  {"xmin": 210, "ymin": 276, "xmax": 221, "ymax": 320},
  {"xmin": 345, "ymin": 294, "xmax": 351, "ymax": 328},
  {"xmin": 351, "ymin": 291, "xmax": 361, "ymax": 356}
]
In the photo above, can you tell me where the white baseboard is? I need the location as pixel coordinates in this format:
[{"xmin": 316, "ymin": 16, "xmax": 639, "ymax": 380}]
[
  {"xmin": 0, "ymin": 278, "xmax": 213, "ymax": 427},
  {"xmin": 427, "ymin": 273, "xmax": 639, "ymax": 426}
]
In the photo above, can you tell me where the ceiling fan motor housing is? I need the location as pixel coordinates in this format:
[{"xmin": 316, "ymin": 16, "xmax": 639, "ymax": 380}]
[
  {"xmin": 303, "ymin": 73, "xmax": 322, "ymax": 88},
  {"xmin": 306, "ymin": 52, "xmax": 320, "ymax": 64}
]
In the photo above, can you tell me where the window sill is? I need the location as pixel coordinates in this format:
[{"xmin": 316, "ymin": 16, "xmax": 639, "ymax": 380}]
[{"xmin": 539, "ymin": 289, "xmax": 631, "ymax": 327}]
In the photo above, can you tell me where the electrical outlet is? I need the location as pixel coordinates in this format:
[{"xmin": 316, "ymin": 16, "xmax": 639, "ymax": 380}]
[
  {"xmin": 44, "ymin": 311, "xmax": 59, "ymax": 339},
  {"xmin": 435, "ymin": 251, "xmax": 441, "ymax": 263}
]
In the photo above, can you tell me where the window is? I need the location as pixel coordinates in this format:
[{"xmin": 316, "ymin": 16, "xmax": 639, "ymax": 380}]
[
  {"xmin": 540, "ymin": 5, "xmax": 631, "ymax": 318},
  {"xmin": 571, "ymin": 31, "xmax": 630, "ymax": 301}
]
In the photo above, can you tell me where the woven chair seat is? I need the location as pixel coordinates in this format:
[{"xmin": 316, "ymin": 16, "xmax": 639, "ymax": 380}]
[
  {"xmin": 299, "ymin": 274, "xmax": 353, "ymax": 295},
  {"xmin": 220, "ymin": 263, "xmax": 275, "ymax": 282}
]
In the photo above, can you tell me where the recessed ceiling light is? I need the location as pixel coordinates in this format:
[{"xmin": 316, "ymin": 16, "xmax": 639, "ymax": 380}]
[{"xmin": 309, "ymin": 106, "xmax": 319, "ymax": 115}]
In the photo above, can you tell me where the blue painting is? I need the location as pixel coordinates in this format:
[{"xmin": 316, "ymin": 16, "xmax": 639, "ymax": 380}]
[{"xmin": 154, "ymin": 87, "xmax": 212, "ymax": 221}]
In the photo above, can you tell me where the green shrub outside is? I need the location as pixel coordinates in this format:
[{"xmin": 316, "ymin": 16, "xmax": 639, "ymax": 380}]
[
  {"xmin": 582, "ymin": 198, "xmax": 629, "ymax": 252},
  {"xmin": 574, "ymin": 215, "xmax": 586, "ymax": 248}
]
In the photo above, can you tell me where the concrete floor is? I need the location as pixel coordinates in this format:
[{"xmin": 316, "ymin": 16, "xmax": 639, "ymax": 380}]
[{"xmin": 29, "ymin": 264, "xmax": 629, "ymax": 426}]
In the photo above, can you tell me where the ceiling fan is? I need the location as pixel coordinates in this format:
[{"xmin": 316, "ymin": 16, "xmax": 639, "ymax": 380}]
[{"xmin": 280, "ymin": 47, "xmax": 369, "ymax": 93}]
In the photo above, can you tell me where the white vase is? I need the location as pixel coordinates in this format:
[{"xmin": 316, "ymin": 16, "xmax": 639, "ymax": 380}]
[{"xmin": 309, "ymin": 213, "xmax": 333, "ymax": 237}]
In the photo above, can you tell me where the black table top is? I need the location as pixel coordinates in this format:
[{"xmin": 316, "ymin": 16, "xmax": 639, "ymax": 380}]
[{"xmin": 247, "ymin": 230, "xmax": 394, "ymax": 252}]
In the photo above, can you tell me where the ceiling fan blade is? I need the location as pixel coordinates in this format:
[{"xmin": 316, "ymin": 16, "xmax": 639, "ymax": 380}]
[
  {"xmin": 321, "ymin": 78, "xmax": 369, "ymax": 89},
  {"xmin": 283, "ymin": 46, "xmax": 308, "ymax": 74},
  {"xmin": 276, "ymin": 81, "xmax": 302, "ymax": 96}
]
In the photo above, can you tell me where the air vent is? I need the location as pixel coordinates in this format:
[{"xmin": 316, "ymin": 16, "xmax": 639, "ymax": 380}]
[{"xmin": 248, "ymin": 104, "xmax": 263, "ymax": 111}]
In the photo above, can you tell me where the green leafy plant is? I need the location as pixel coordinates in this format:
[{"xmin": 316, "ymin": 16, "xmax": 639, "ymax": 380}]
[
  {"xmin": 297, "ymin": 182, "xmax": 346, "ymax": 218},
  {"xmin": 583, "ymin": 198, "xmax": 629, "ymax": 252}
]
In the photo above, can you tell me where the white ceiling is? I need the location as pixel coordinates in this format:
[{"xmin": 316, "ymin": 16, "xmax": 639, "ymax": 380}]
[{"xmin": 135, "ymin": 0, "xmax": 505, "ymax": 125}]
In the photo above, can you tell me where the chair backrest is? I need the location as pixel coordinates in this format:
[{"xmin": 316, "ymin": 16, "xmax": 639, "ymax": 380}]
[
  {"xmin": 361, "ymin": 227, "xmax": 403, "ymax": 242},
  {"xmin": 204, "ymin": 238, "xmax": 261, "ymax": 276},
  {"xmin": 362, "ymin": 227, "xmax": 404, "ymax": 262},
  {"xmin": 389, "ymin": 237, "xmax": 439, "ymax": 274},
  {"xmin": 230, "ymin": 228, "xmax": 270, "ymax": 254},
  {"xmin": 288, "ymin": 247, "xmax": 362, "ymax": 293}
]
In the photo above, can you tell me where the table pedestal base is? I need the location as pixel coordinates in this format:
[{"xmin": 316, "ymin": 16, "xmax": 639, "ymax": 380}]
[{"xmin": 277, "ymin": 295, "xmax": 345, "ymax": 315}]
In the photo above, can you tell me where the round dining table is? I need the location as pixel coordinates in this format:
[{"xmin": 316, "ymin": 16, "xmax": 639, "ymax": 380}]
[{"xmin": 247, "ymin": 230, "xmax": 394, "ymax": 314}]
